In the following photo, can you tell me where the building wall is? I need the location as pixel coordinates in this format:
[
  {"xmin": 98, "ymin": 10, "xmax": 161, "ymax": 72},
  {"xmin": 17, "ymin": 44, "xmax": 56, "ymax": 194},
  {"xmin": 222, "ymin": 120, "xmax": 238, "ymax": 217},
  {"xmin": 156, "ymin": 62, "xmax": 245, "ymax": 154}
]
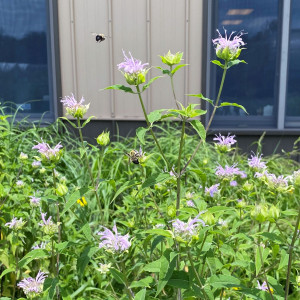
[{"xmin": 57, "ymin": 0, "xmax": 204, "ymax": 120}]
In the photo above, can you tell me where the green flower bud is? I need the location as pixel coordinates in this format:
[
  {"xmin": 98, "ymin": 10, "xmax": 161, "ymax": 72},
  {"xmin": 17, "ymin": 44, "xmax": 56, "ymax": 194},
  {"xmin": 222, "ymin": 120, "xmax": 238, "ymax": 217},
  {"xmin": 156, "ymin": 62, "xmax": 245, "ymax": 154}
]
[
  {"xmin": 267, "ymin": 205, "xmax": 280, "ymax": 222},
  {"xmin": 124, "ymin": 71, "xmax": 147, "ymax": 86},
  {"xmin": 40, "ymin": 167, "xmax": 46, "ymax": 174},
  {"xmin": 243, "ymin": 181, "xmax": 253, "ymax": 192},
  {"xmin": 160, "ymin": 50, "xmax": 183, "ymax": 66},
  {"xmin": 236, "ymin": 199, "xmax": 246, "ymax": 209},
  {"xmin": 296, "ymin": 275, "xmax": 300, "ymax": 287},
  {"xmin": 167, "ymin": 205, "xmax": 176, "ymax": 218},
  {"xmin": 55, "ymin": 183, "xmax": 68, "ymax": 196},
  {"xmin": 202, "ymin": 212, "xmax": 215, "ymax": 226},
  {"xmin": 19, "ymin": 152, "xmax": 28, "ymax": 160},
  {"xmin": 250, "ymin": 204, "xmax": 268, "ymax": 223},
  {"xmin": 97, "ymin": 131, "xmax": 110, "ymax": 146}
]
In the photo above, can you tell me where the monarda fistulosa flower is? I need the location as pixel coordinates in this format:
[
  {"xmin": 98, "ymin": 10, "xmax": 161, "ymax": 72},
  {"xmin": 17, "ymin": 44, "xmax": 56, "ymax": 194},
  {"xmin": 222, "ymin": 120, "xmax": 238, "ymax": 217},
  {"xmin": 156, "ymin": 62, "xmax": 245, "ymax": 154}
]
[
  {"xmin": 5, "ymin": 217, "xmax": 26, "ymax": 230},
  {"xmin": 248, "ymin": 153, "xmax": 267, "ymax": 171},
  {"xmin": 61, "ymin": 94, "xmax": 90, "ymax": 119},
  {"xmin": 212, "ymin": 29, "xmax": 246, "ymax": 62},
  {"xmin": 17, "ymin": 270, "xmax": 48, "ymax": 298},
  {"xmin": 32, "ymin": 140, "xmax": 63, "ymax": 164},
  {"xmin": 39, "ymin": 211, "xmax": 59, "ymax": 236},
  {"xmin": 213, "ymin": 133, "xmax": 236, "ymax": 153},
  {"xmin": 97, "ymin": 224, "xmax": 131, "ymax": 254},
  {"xmin": 216, "ymin": 163, "xmax": 247, "ymax": 180},
  {"xmin": 117, "ymin": 50, "xmax": 149, "ymax": 86}
]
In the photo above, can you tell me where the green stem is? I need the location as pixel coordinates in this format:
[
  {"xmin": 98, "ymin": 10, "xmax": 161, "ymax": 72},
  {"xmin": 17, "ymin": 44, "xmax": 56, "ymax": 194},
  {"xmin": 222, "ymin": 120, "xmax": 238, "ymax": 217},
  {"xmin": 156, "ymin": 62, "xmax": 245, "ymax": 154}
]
[
  {"xmin": 187, "ymin": 250, "xmax": 208, "ymax": 300},
  {"xmin": 77, "ymin": 118, "xmax": 103, "ymax": 221},
  {"xmin": 119, "ymin": 262, "xmax": 134, "ymax": 300},
  {"xmin": 284, "ymin": 204, "xmax": 300, "ymax": 299},
  {"xmin": 12, "ymin": 234, "xmax": 19, "ymax": 300},
  {"xmin": 258, "ymin": 224, "xmax": 275, "ymax": 300},
  {"xmin": 180, "ymin": 61, "xmax": 228, "ymax": 176},
  {"xmin": 169, "ymin": 68, "xmax": 180, "ymax": 110},
  {"xmin": 136, "ymin": 85, "xmax": 170, "ymax": 169}
]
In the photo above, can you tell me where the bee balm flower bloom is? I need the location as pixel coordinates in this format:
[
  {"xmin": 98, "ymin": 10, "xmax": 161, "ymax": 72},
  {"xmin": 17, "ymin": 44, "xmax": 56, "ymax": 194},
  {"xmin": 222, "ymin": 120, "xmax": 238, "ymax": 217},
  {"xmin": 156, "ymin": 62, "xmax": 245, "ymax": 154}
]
[
  {"xmin": 61, "ymin": 94, "xmax": 90, "ymax": 118},
  {"xmin": 213, "ymin": 133, "xmax": 236, "ymax": 152},
  {"xmin": 98, "ymin": 224, "xmax": 131, "ymax": 253},
  {"xmin": 117, "ymin": 50, "xmax": 149, "ymax": 86},
  {"xmin": 216, "ymin": 164, "xmax": 247, "ymax": 179},
  {"xmin": 32, "ymin": 140, "xmax": 63, "ymax": 163},
  {"xmin": 17, "ymin": 270, "xmax": 47, "ymax": 298},
  {"xmin": 5, "ymin": 217, "xmax": 26, "ymax": 230},
  {"xmin": 248, "ymin": 153, "xmax": 267, "ymax": 171},
  {"xmin": 39, "ymin": 211, "xmax": 59, "ymax": 235},
  {"xmin": 212, "ymin": 29, "xmax": 245, "ymax": 61},
  {"xmin": 205, "ymin": 183, "xmax": 220, "ymax": 197}
]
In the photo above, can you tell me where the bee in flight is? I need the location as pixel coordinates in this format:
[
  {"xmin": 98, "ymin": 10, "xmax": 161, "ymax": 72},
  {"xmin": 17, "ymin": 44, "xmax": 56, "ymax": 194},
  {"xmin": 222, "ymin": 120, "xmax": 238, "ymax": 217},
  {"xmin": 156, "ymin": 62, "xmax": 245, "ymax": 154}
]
[
  {"xmin": 125, "ymin": 147, "xmax": 144, "ymax": 165},
  {"xmin": 91, "ymin": 32, "xmax": 109, "ymax": 43}
]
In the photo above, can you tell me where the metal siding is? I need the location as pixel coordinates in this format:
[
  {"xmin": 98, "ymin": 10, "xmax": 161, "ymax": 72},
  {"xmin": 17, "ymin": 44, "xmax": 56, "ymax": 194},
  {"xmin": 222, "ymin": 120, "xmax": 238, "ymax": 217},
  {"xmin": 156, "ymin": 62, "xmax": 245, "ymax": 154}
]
[{"xmin": 58, "ymin": 0, "xmax": 203, "ymax": 120}]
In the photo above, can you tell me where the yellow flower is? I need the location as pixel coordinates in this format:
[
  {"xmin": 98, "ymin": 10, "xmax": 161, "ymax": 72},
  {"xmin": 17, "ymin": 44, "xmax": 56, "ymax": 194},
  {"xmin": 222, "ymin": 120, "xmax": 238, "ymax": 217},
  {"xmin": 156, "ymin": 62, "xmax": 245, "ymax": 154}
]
[{"xmin": 77, "ymin": 196, "xmax": 87, "ymax": 207}]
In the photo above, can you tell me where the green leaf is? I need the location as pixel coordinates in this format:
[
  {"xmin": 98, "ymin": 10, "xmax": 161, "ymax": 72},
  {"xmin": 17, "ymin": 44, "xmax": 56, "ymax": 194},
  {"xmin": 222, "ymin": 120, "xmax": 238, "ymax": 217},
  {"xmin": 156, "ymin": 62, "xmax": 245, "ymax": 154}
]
[
  {"xmin": 278, "ymin": 249, "xmax": 289, "ymax": 270},
  {"xmin": 190, "ymin": 120, "xmax": 206, "ymax": 141},
  {"xmin": 81, "ymin": 116, "xmax": 95, "ymax": 128},
  {"xmin": 0, "ymin": 268, "xmax": 14, "ymax": 279},
  {"xmin": 156, "ymin": 250, "xmax": 178, "ymax": 296},
  {"xmin": 59, "ymin": 117, "xmax": 77, "ymax": 128},
  {"xmin": 130, "ymin": 276, "xmax": 154, "ymax": 288},
  {"xmin": 260, "ymin": 232, "xmax": 284, "ymax": 244},
  {"xmin": 134, "ymin": 288, "xmax": 146, "ymax": 300},
  {"xmin": 77, "ymin": 246, "xmax": 98, "ymax": 277},
  {"xmin": 103, "ymin": 84, "xmax": 135, "ymax": 93},
  {"xmin": 143, "ymin": 259, "xmax": 161, "ymax": 273},
  {"xmin": 43, "ymin": 277, "xmax": 59, "ymax": 299},
  {"xmin": 208, "ymin": 274, "xmax": 240, "ymax": 288},
  {"xmin": 171, "ymin": 64, "xmax": 188, "ymax": 74},
  {"xmin": 110, "ymin": 267, "xmax": 127, "ymax": 285},
  {"xmin": 168, "ymin": 271, "xmax": 189, "ymax": 289},
  {"xmin": 111, "ymin": 179, "xmax": 141, "ymax": 203},
  {"xmin": 227, "ymin": 59, "xmax": 247, "ymax": 69},
  {"xmin": 81, "ymin": 223, "xmax": 93, "ymax": 242},
  {"xmin": 141, "ymin": 173, "xmax": 171, "ymax": 190},
  {"xmin": 187, "ymin": 94, "xmax": 214, "ymax": 106},
  {"xmin": 142, "ymin": 76, "xmax": 162, "ymax": 92},
  {"xmin": 56, "ymin": 242, "xmax": 69, "ymax": 253},
  {"xmin": 136, "ymin": 127, "xmax": 148, "ymax": 145},
  {"xmin": 219, "ymin": 102, "xmax": 248, "ymax": 114},
  {"xmin": 208, "ymin": 206, "xmax": 234, "ymax": 213},
  {"xmin": 18, "ymin": 249, "xmax": 49, "ymax": 268},
  {"xmin": 148, "ymin": 109, "xmax": 166, "ymax": 124},
  {"xmin": 61, "ymin": 188, "xmax": 88, "ymax": 216},
  {"xmin": 145, "ymin": 229, "xmax": 173, "ymax": 238},
  {"xmin": 211, "ymin": 60, "xmax": 224, "ymax": 69}
]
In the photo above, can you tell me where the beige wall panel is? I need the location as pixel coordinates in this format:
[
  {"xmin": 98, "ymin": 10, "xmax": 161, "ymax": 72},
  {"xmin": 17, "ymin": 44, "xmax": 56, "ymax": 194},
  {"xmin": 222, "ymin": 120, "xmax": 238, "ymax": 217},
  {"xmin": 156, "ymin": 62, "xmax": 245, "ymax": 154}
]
[{"xmin": 150, "ymin": 0, "xmax": 186, "ymax": 112}]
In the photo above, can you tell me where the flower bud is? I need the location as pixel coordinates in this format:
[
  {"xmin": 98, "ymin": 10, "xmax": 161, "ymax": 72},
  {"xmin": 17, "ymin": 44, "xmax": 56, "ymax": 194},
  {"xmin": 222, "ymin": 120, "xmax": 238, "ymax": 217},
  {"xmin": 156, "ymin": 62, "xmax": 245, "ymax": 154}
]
[
  {"xmin": 236, "ymin": 199, "xmax": 246, "ymax": 209},
  {"xmin": 267, "ymin": 205, "xmax": 280, "ymax": 222},
  {"xmin": 40, "ymin": 167, "xmax": 46, "ymax": 174},
  {"xmin": 55, "ymin": 183, "xmax": 68, "ymax": 196},
  {"xmin": 167, "ymin": 205, "xmax": 176, "ymax": 218},
  {"xmin": 202, "ymin": 212, "xmax": 215, "ymax": 226},
  {"xmin": 19, "ymin": 152, "xmax": 28, "ymax": 160},
  {"xmin": 250, "ymin": 204, "xmax": 268, "ymax": 223},
  {"xmin": 243, "ymin": 181, "xmax": 253, "ymax": 192},
  {"xmin": 160, "ymin": 50, "xmax": 183, "ymax": 66},
  {"xmin": 97, "ymin": 131, "xmax": 110, "ymax": 146},
  {"xmin": 124, "ymin": 72, "xmax": 147, "ymax": 86}
]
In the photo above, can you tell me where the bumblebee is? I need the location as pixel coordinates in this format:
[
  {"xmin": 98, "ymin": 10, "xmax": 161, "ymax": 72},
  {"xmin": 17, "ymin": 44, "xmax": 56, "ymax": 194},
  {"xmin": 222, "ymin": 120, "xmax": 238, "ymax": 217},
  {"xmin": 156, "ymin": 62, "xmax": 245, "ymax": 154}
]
[
  {"xmin": 91, "ymin": 32, "xmax": 107, "ymax": 43},
  {"xmin": 125, "ymin": 148, "xmax": 143, "ymax": 165}
]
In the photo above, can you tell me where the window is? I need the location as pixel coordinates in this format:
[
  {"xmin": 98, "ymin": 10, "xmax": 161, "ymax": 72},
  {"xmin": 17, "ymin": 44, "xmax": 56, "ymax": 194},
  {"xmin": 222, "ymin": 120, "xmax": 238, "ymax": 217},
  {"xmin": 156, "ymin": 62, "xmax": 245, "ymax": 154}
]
[
  {"xmin": 285, "ymin": 0, "xmax": 300, "ymax": 126},
  {"xmin": 207, "ymin": 0, "xmax": 282, "ymax": 129},
  {"xmin": 0, "ymin": 0, "xmax": 57, "ymax": 120}
]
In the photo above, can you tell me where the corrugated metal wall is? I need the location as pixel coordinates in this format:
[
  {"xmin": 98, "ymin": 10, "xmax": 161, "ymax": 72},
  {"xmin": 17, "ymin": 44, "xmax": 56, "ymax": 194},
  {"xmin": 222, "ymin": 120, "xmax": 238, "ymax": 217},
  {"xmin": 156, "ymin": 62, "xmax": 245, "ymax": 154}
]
[{"xmin": 58, "ymin": 0, "xmax": 204, "ymax": 120}]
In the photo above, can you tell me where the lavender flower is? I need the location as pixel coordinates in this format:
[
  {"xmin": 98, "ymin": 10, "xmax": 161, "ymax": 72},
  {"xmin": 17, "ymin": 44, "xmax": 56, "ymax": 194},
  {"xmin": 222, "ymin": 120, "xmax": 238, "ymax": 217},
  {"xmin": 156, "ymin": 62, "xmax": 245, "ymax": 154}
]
[
  {"xmin": 5, "ymin": 217, "xmax": 26, "ymax": 230},
  {"xmin": 16, "ymin": 180, "xmax": 24, "ymax": 188},
  {"xmin": 39, "ymin": 211, "xmax": 59, "ymax": 235},
  {"xmin": 61, "ymin": 94, "xmax": 90, "ymax": 118},
  {"xmin": 186, "ymin": 200, "xmax": 196, "ymax": 208},
  {"xmin": 172, "ymin": 213, "xmax": 206, "ymax": 241},
  {"xmin": 29, "ymin": 194, "xmax": 41, "ymax": 207},
  {"xmin": 19, "ymin": 152, "xmax": 28, "ymax": 160},
  {"xmin": 257, "ymin": 281, "xmax": 274, "ymax": 293},
  {"xmin": 212, "ymin": 29, "xmax": 246, "ymax": 61},
  {"xmin": 205, "ymin": 183, "xmax": 220, "ymax": 197},
  {"xmin": 32, "ymin": 140, "xmax": 63, "ymax": 162},
  {"xmin": 32, "ymin": 241, "xmax": 48, "ymax": 250},
  {"xmin": 117, "ymin": 50, "xmax": 149, "ymax": 85},
  {"xmin": 248, "ymin": 153, "xmax": 267, "ymax": 170},
  {"xmin": 230, "ymin": 180, "xmax": 237, "ymax": 187},
  {"xmin": 32, "ymin": 160, "xmax": 41, "ymax": 168},
  {"xmin": 98, "ymin": 224, "xmax": 131, "ymax": 253},
  {"xmin": 213, "ymin": 133, "xmax": 236, "ymax": 152},
  {"xmin": 17, "ymin": 270, "xmax": 47, "ymax": 298},
  {"xmin": 216, "ymin": 164, "xmax": 247, "ymax": 179}
]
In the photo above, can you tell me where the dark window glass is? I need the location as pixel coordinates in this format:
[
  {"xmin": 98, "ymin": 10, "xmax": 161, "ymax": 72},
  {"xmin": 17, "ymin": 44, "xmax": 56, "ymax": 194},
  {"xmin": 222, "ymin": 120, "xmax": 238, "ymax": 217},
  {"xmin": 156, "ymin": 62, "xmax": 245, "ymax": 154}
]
[
  {"xmin": 210, "ymin": 0, "xmax": 281, "ymax": 128},
  {"xmin": 0, "ymin": 0, "xmax": 51, "ymax": 115},
  {"xmin": 286, "ymin": 0, "xmax": 300, "ymax": 118}
]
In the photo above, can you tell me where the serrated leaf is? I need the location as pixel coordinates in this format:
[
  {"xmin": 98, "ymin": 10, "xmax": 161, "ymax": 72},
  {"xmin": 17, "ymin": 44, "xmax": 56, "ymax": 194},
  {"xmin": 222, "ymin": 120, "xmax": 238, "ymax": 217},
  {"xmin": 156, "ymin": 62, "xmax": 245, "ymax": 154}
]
[
  {"xmin": 168, "ymin": 271, "xmax": 189, "ymax": 289},
  {"xmin": 190, "ymin": 120, "xmax": 206, "ymax": 141},
  {"xmin": 260, "ymin": 232, "xmax": 284, "ymax": 244},
  {"xmin": 56, "ymin": 242, "xmax": 69, "ymax": 253},
  {"xmin": 61, "ymin": 188, "xmax": 88, "ymax": 216},
  {"xmin": 136, "ymin": 127, "xmax": 148, "ymax": 145},
  {"xmin": 144, "ymin": 259, "xmax": 161, "ymax": 273},
  {"xmin": 187, "ymin": 94, "xmax": 214, "ymax": 106},
  {"xmin": 278, "ymin": 249, "xmax": 289, "ymax": 270},
  {"xmin": 130, "ymin": 276, "xmax": 154, "ymax": 288},
  {"xmin": 171, "ymin": 64, "xmax": 188, "ymax": 74},
  {"xmin": 103, "ymin": 85, "xmax": 135, "ymax": 93},
  {"xmin": 211, "ymin": 60, "xmax": 224, "ymax": 69},
  {"xmin": 43, "ymin": 277, "xmax": 59, "ymax": 299},
  {"xmin": 141, "ymin": 173, "xmax": 171, "ymax": 189},
  {"xmin": 82, "ymin": 223, "xmax": 93, "ymax": 242},
  {"xmin": 227, "ymin": 59, "xmax": 247, "ymax": 69},
  {"xmin": 134, "ymin": 288, "xmax": 146, "ymax": 300},
  {"xmin": 208, "ymin": 274, "xmax": 240, "ymax": 288},
  {"xmin": 219, "ymin": 102, "xmax": 248, "ymax": 114},
  {"xmin": 77, "ymin": 246, "xmax": 98, "ymax": 277},
  {"xmin": 18, "ymin": 249, "xmax": 49, "ymax": 268},
  {"xmin": 148, "ymin": 109, "xmax": 166, "ymax": 124},
  {"xmin": 81, "ymin": 116, "xmax": 95, "ymax": 128},
  {"xmin": 142, "ymin": 76, "xmax": 162, "ymax": 92},
  {"xmin": 59, "ymin": 117, "xmax": 77, "ymax": 128},
  {"xmin": 110, "ymin": 267, "xmax": 127, "ymax": 285}
]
